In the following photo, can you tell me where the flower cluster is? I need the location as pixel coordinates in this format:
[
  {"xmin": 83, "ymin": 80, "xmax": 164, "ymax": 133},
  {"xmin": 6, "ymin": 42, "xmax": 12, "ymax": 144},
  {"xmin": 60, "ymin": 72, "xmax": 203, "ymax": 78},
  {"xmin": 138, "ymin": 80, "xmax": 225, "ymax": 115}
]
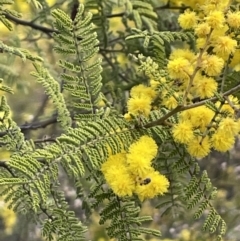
[
  {"xmin": 125, "ymin": 1, "xmax": 240, "ymax": 160},
  {"xmin": 101, "ymin": 136, "xmax": 169, "ymax": 201},
  {"xmin": 125, "ymin": 84, "xmax": 157, "ymax": 119},
  {"xmin": 169, "ymin": 0, "xmax": 240, "ymax": 158},
  {"xmin": 172, "ymin": 96, "xmax": 240, "ymax": 158}
]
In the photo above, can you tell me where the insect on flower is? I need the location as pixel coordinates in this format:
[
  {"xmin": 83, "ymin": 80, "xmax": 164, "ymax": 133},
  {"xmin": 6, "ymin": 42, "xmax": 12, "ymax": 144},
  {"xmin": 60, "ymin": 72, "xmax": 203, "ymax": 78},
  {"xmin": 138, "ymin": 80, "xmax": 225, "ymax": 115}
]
[{"xmin": 139, "ymin": 177, "xmax": 151, "ymax": 186}]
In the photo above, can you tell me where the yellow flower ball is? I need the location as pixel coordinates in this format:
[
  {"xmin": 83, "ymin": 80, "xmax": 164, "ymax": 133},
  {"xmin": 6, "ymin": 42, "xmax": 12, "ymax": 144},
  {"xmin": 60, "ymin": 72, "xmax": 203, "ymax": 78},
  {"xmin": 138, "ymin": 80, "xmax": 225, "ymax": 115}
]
[
  {"xmin": 172, "ymin": 121, "xmax": 194, "ymax": 144},
  {"xmin": 213, "ymin": 36, "xmax": 237, "ymax": 58},
  {"xmin": 135, "ymin": 170, "xmax": 169, "ymax": 201},
  {"xmin": 167, "ymin": 57, "xmax": 193, "ymax": 80},
  {"xmin": 169, "ymin": 48, "xmax": 196, "ymax": 62},
  {"xmin": 195, "ymin": 22, "xmax": 211, "ymax": 37},
  {"xmin": 205, "ymin": 11, "xmax": 225, "ymax": 29},
  {"xmin": 218, "ymin": 117, "xmax": 239, "ymax": 136},
  {"xmin": 187, "ymin": 136, "xmax": 211, "ymax": 158},
  {"xmin": 200, "ymin": 54, "xmax": 224, "ymax": 76},
  {"xmin": 192, "ymin": 75, "xmax": 217, "ymax": 99},
  {"xmin": 227, "ymin": 11, "xmax": 240, "ymax": 29},
  {"xmin": 127, "ymin": 96, "xmax": 152, "ymax": 117},
  {"xmin": 130, "ymin": 84, "xmax": 156, "ymax": 101},
  {"xmin": 211, "ymin": 129, "xmax": 235, "ymax": 152},
  {"xmin": 178, "ymin": 10, "xmax": 198, "ymax": 29}
]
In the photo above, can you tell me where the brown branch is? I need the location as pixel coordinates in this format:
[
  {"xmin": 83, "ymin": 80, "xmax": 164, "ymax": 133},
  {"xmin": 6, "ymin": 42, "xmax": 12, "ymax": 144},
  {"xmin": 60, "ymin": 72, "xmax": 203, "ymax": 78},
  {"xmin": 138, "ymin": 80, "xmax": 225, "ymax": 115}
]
[
  {"xmin": 144, "ymin": 84, "xmax": 240, "ymax": 128},
  {"xmin": 20, "ymin": 116, "xmax": 58, "ymax": 131},
  {"xmin": 0, "ymin": 116, "xmax": 58, "ymax": 138},
  {"xmin": 4, "ymin": 2, "xmax": 187, "ymax": 38},
  {"xmin": 3, "ymin": 13, "xmax": 58, "ymax": 37},
  {"xmin": 34, "ymin": 137, "xmax": 57, "ymax": 143}
]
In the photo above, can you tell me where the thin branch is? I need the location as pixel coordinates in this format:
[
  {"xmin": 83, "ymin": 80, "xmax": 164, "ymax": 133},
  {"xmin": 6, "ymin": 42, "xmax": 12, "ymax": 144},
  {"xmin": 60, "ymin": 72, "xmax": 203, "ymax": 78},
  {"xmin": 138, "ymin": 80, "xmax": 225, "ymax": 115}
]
[
  {"xmin": 4, "ymin": 1, "xmax": 187, "ymax": 38},
  {"xmin": 106, "ymin": 3, "xmax": 188, "ymax": 18},
  {"xmin": 31, "ymin": 95, "xmax": 49, "ymax": 123},
  {"xmin": 107, "ymin": 12, "xmax": 124, "ymax": 18},
  {"xmin": 101, "ymin": 51, "xmax": 130, "ymax": 83},
  {"xmin": 220, "ymin": 55, "xmax": 231, "ymax": 93},
  {"xmin": 154, "ymin": 4, "xmax": 188, "ymax": 11},
  {"xmin": 34, "ymin": 137, "xmax": 57, "ymax": 143},
  {"xmin": 4, "ymin": 13, "xmax": 58, "ymax": 37},
  {"xmin": 144, "ymin": 84, "xmax": 240, "ymax": 128},
  {"xmin": 0, "ymin": 116, "xmax": 57, "ymax": 138},
  {"xmin": 21, "ymin": 116, "xmax": 58, "ymax": 131},
  {"xmin": 182, "ymin": 30, "xmax": 213, "ymax": 104},
  {"xmin": 224, "ymin": 95, "xmax": 239, "ymax": 112}
]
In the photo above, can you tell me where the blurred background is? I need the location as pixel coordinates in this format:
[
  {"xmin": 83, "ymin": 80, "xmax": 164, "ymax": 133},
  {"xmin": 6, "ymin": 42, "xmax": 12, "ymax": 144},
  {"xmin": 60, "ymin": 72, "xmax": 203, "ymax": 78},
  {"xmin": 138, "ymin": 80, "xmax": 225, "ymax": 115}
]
[{"xmin": 0, "ymin": 0, "xmax": 240, "ymax": 240}]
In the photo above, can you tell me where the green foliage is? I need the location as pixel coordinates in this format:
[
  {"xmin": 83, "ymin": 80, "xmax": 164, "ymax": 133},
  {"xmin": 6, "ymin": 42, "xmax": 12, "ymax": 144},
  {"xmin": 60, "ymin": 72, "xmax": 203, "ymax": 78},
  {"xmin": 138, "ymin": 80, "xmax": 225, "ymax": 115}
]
[
  {"xmin": 31, "ymin": 63, "xmax": 72, "ymax": 131},
  {"xmin": 0, "ymin": 0, "xmax": 21, "ymax": 31},
  {"xmin": 0, "ymin": 0, "xmax": 239, "ymax": 241},
  {"xmin": 52, "ymin": 5, "xmax": 103, "ymax": 120},
  {"xmin": 126, "ymin": 29, "xmax": 194, "ymax": 68}
]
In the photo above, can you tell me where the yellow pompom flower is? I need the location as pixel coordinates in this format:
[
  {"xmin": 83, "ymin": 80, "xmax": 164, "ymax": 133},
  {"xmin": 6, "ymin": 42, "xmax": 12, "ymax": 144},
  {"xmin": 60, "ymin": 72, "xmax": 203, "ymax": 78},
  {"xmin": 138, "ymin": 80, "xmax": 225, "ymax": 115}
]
[
  {"xmin": 101, "ymin": 153, "xmax": 135, "ymax": 197},
  {"xmin": 167, "ymin": 57, "xmax": 193, "ymax": 80},
  {"xmin": 188, "ymin": 106, "xmax": 214, "ymax": 130},
  {"xmin": 211, "ymin": 24, "xmax": 229, "ymax": 40},
  {"xmin": 127, "ymin": 155, "xmax": 153, "ymax": 177},
  {"xmin": 127, "ymin": 96, "xmax": 152, "ymax": 117},
  {"xmin": 180, "ymin": 0, "xmax": 205, "ymax": 10},
  {"xmin": 101, "ymin": 153, "xmax": 127, "ymax": 175},
  {"xmin": 227, "ymin": 11, "xmax": 240, "ymax": 29},
  {"xmin": 180, "ymin": 109, "xmax": 194, "ymax": 121},
  {"xmin": 162, "ymin": 95, "xmax": 178, "ymax": 110},
  {"xmin": 129, "ymin": 135, "xmax": 158, "ymax": 160},
  {"xmin": 200, "ymin": 54, "xmax": 224, "ymax": 76},
  {"xmin": 193, "ymin": 76, "xmax": 217, "ymax": 99},
  {"xmin": 187, "ymin": 136, "xmax": 211, "ymax": 158},
  {"xmin": 201, "ymin": 0, "xmax": 229, "ymax": 14},
  {"xmin": 169, "ymin": 48, "xmax": 196, "ymax": 62},
  {"xmin": 205, "ymin": 10, "xmax": 225, "ymax": 29},
  {"xmin": 213, "ymin": 36, "xmax": 237, "ymax": 58},
  {"xmin": 172, "ymin": 121, "xmax": 194, "ymax": 144},
  {"xmin": 196, "ymin": 38, "xmax": 207, "ymax": 49},
  {"xmin": 135, "ymin": 169, "xmax": 169, "ymax": 201},
  {"xmin": 130, "ymin": 84, "xmax": 157, "ymax": 100},
  {"xmin": 102, "ymin": 136, "xmax": 170, "ymax": 200},
  {"xmin": 211, "ymin": 130, "xmax": 235, "ymax": 152},
  {"xmin": 218, "ymin": 117, "xmax": 239, "ymax": 136},
  {"xmin": 195, "ymin": 22, "xmax": 211, "ymax": 37},
  {"xmin": 101, "ymin": 153, "xmax": 127, "ymax": 178},
  {"xmin": 127, "ymin": 136, "xmax": 158, "ymax": 176},
  {"xmin": 109, "ymin": 170, "xmax": 136, "ymax": 197},
  {"xmin": 178, "ymin": 10, "xmax": 198, "ymax": 29}
]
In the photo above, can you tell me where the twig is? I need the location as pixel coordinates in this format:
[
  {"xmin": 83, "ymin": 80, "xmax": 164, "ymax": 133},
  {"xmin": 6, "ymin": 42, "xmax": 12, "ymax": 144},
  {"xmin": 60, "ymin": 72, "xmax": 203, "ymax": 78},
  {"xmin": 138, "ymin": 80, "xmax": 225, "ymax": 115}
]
[
  {"xmin": 182, "ymin": 30, "xmax": 213, "ymax": 104},
  {"xmin": 4, "ymin": 13, "xmax": 58, "ymax": 37},
  {"xmin": 34, "ymin": 137, "xmax": 57, "ymax": 143},
  {"xmin": 144, "ymin": 83, "xmax": 240, "ymax": 128},
  {"xmin": 220, "ymin": 55, "xmax": 231, "ymax": 93},
  {"xmin": 21, "ymin": 116, "xmax": 58, "ymax": 131},
  {"xmin": 0, "ymin": 116, "xmax": 58, "ymax": 138},
  {"xmin": 4, "ymin": 1, "xmax": 187, "ymax": 38},
  {"xmin": 224, "ymin": 96, "xmax": 239, "ymax": 112},
  {"xmin": 101, "ymin": 51, "xmax": 130, "ymax": 83}
]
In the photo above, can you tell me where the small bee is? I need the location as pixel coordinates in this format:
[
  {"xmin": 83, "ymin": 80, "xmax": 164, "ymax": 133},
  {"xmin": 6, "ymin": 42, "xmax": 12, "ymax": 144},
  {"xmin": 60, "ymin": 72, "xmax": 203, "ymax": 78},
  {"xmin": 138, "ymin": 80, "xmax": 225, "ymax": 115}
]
[{"xmin": 139, "ymin": 177, "xmax": 151, "ymax": 186}]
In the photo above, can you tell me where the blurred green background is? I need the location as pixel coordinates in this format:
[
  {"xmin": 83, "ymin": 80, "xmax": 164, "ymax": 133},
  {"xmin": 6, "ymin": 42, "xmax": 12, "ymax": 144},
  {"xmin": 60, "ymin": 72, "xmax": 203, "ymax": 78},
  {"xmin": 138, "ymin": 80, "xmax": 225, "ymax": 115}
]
[{"xmin": 0, "ymin": 0, "xmax": 240, "ymax": 240}]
